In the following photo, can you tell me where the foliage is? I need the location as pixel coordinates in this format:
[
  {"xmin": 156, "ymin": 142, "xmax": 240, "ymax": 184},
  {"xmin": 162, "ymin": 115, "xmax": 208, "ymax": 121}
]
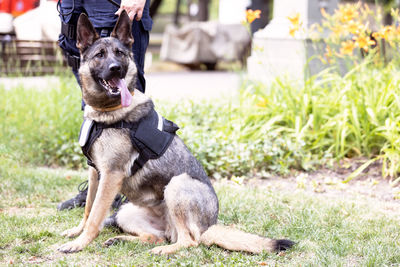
[
  {"xmin": 3, "ymin": 61, "xmax": 400, "ymax": 177},
  {"xmin": 244, "ymin": 60, "xmax": 400, "ymax": 177},
  {"xmin": 277, "ymin": 2, "xmax": 400, "ymax": 178},
  {"xmin": 0, "ymin": 76, "xmax": 84, "ymax": 168},
  {"xmin": 0, "ymin": 75, "xmax": 304, "ymax": 176}
]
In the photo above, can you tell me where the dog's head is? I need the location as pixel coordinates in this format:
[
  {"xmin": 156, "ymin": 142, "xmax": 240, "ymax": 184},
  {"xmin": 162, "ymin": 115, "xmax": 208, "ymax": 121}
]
[{"xmin": 76, "ymin": 10, "xmax": 137, "ymax": 109}]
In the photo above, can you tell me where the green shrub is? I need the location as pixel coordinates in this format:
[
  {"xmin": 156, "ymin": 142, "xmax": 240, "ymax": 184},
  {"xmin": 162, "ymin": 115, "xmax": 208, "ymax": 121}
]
[
  {"xmin": 0, "ymin": 75, "xmax": 310, "ymax": 176},
  {"xmin": 2, "ymin": 63, "xmax": 400, "ymax": 178},
  {"xmin": 241, "ymin": 61, "xmax": 400, "ymax": 177}
]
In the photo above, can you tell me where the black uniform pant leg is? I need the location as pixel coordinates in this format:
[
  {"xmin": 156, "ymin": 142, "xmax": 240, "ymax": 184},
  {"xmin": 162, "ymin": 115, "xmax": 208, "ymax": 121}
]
[
  {"xmin": 58, "ymin": 0, "xmax": 85, "ymax": 108},
  {"xmin": 131, "ymin": 20, "xmax": 149, "ymax": 93}
]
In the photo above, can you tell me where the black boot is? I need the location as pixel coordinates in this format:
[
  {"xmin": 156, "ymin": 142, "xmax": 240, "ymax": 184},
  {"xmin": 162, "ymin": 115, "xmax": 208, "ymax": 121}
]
[
  {"xmin": 57, "ymin": 181, "xmax": 128, "ymax": 211},
  {"xmin": 57, "ymin": 180, "xmax": 88, "ymax": 211}
]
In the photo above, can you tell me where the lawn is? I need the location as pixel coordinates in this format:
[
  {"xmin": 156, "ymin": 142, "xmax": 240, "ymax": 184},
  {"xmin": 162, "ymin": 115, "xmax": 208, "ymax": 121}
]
[{"xmin": 1, "ymin": 156, "xmax": 400, "ymax": 266}]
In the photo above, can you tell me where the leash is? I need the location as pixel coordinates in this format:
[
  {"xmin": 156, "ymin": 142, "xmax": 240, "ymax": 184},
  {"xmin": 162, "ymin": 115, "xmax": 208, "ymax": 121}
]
[
  {"xmin": 107, "ymin": 0, "xmax": 121, "ymax": 8},
  {"xmin": 57, "ymin": 0, "xmax": 75, "ymax": 16}
]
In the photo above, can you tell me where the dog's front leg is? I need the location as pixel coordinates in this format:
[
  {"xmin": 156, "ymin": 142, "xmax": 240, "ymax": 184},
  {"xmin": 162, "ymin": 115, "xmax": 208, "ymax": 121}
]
[
  {"xmin": 58, "ymin": 170, "xmax": 124, "ymax": 253},
  {"xmin": 61, "ymin": 167, "xmax": 99, "ymax": 238}
]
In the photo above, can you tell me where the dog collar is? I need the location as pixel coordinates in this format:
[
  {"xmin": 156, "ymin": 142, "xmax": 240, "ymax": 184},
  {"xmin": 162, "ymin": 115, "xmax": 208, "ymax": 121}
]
[{"xmin": 92, "ymin": 90, "xmax": 135, "ymax": 112}]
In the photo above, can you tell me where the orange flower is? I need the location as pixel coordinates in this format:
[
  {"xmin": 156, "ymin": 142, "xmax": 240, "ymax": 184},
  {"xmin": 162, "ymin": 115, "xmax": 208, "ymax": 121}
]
[
  {"xmin": 246, "ymin": 9, "xmax": 261, "ymax": 24},
  {"xmin": 372, "ymin": 31, "xmax": 381, "ymax": 40},
  {"xmin": 380, "ymin": 26, "xmax": 395, "ymax": 40},
  {"xmin": 324, "ymin": 45, "xmax": 334, "ymax": 63},
  {"xmin": 354, "ymin": 35, "xmax": 375, "ymax": 52},
  {"xmin": 289, "ymin": 25, "xmax": 300, "ymax": 37},
  {"xmin": 346, "ymin": 21, "xmax": 362, "ymax": 34},
  {"xmin": 337, "ymin": 3, "xmax": 359, "ymax": 23},
  {"xmin": 287, "ymin": 13, "xmax": 301, "ymax": 27},
  {"xmin": 287, "ymin": 13, "xmax": 301, "ymax": 37},
  {"xmin": 320, "ymin": 8, "xmax": 329, "ymax": 18},
  {"xmin": 340, "ymin": 40, "xmax": 356, "ymax": 56},
  {"xmin": 328, "ymin": 23, "xmax": 347, "ymax": 37}
]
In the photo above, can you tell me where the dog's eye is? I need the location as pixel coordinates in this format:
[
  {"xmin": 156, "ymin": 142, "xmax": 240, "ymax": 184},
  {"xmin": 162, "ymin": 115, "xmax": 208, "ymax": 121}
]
[
  {"xmin": 115, "ymin": 50, "xmax": 124, "ymax": 56},
  {"xmin": 95, "ymin": 51, "xmax": 104, "ymax": 58}
]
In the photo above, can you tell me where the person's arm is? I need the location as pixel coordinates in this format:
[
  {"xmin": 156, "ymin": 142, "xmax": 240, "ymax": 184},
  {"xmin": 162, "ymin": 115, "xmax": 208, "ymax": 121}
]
[{"xmin": 115, "ymin": 0, "xmax": 147, "ymax": 21}]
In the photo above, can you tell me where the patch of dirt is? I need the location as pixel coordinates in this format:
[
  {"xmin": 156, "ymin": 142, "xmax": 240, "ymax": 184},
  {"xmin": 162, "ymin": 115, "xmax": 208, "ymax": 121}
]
[{"xmin": 222, "ymin": 159, "xmax": 400, "ymax": 206}]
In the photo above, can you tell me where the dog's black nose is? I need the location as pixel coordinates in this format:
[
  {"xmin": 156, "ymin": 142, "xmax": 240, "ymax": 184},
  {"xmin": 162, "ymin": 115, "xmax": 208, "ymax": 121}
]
[{"xmin": 109, "ymin": 63, "xmax": 121, "ymax": 73}]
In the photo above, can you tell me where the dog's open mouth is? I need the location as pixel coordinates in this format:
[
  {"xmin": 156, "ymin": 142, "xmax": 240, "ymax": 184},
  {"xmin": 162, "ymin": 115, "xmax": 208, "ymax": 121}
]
[
  {"xmin": 99, "ymin": 78, "xmax": 120, "ymax": 95},
  {"xmin": 98, "ymin": 77, "xmax": 132, "ymax": 107}
]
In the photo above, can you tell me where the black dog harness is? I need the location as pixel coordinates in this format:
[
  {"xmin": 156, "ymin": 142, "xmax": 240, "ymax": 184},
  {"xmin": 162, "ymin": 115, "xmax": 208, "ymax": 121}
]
[{"xmin": 78, "ymin": 108, "xmax": 179, "ymax": 176}]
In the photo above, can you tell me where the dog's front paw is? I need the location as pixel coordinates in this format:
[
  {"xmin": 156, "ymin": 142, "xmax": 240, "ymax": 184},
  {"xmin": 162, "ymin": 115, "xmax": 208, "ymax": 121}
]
[
  {"xmin": 61, "ymin": 227, "xmax": 83, "ymax": 238},
  {"xmin": 151, "ymin": 244, "xmax": 178, "ymax": 255},
  {"xmin": 58, "ymin": 241, "xmax": 85, "ymax": 253}
]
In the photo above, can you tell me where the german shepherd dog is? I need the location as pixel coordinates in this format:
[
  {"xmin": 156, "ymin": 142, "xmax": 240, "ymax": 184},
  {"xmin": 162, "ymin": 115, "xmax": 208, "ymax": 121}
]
[{"xmin": 58, "ymin": 11, "xmax": 294, "ymax": 255}]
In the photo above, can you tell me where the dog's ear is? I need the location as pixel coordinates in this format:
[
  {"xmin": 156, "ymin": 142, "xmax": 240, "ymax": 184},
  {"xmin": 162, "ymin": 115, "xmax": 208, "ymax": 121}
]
[
  {"xmin": 76, "ymin": 13, "xmax": 99, "ymax": 52},
  {"xmin": 111, "ymin": 10, "xmax": 134, "ymax": 48}
]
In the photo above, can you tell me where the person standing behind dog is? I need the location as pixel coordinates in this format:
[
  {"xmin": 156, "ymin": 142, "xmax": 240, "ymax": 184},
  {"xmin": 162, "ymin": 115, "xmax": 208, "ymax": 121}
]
[{"xmin": 57, "ymin": 0, "xmax": 152, "ymax": 210}]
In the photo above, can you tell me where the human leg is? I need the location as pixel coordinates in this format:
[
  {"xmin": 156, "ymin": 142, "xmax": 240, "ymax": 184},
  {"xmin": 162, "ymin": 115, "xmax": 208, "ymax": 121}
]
[{"xmin": 131, "ymin": 20, "xmax": 150, "ymax": 93}]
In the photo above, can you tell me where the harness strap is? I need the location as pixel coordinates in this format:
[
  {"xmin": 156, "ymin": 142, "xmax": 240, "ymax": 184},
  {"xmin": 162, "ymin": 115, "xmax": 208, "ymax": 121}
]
[
  {"xmin": 61, "ymin": 21, "xmax": 77, "ymax": 40},
  {"xmin": 84, "ymin": 123, "xmax": 104, "ymax": 169},
  {"xmin": 64, "ymin": 50, "xmax": 80, "ymax": 70},
  {"xmin": 130, "ymin": 152, "xmax": 150, "ymax": 175}
]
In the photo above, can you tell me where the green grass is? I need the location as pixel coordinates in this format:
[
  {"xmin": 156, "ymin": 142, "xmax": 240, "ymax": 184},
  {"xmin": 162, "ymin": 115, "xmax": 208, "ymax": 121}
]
[
  {"xmin": 1, "ymin": 157, "xmax": 400, "ymax": 266},
  {"xmin": 0, "ymin": 75, "xmax": 83, "ymax": 168}
]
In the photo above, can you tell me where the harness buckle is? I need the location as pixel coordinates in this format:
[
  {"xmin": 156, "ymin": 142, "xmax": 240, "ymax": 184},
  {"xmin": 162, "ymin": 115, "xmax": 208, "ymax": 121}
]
[
  {"xmin": 64, "ymin": 51, "xmax": 80, "ymax": 70},
  {"xmin": 61, "ymin": 21, "xmax": 77, "ymax": 40}
]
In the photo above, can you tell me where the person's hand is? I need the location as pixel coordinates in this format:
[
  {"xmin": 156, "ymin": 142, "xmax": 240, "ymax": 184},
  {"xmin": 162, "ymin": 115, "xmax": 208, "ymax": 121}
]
[{"xmin": 115, "ymin": 0, "xmax": 146, "ymax": 21}]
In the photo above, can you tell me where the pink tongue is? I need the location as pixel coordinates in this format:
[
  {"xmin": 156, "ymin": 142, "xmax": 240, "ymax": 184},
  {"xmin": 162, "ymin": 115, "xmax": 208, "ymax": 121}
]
[{"xmin": 112, "ymin": 78, "xmax": 132, "ymax": 107}]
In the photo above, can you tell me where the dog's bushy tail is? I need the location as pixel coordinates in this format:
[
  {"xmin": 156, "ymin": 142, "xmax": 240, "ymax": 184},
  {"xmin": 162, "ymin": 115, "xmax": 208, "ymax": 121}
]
[{"xmin": 199, "ymin": 225, "xmax": 294, "ymax": 253}]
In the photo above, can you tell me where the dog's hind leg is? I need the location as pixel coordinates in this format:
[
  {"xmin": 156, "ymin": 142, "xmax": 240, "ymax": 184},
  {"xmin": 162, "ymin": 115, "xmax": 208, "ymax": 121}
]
[
  {"xmin": 61, "ymin": 167, "xmax": 99, "ymax": 238},
  {"xmin": 104, "ymin": 202, "xmax": 166, "ymax": 247},
  {"xmin": 151, "ymin": 173, "xmax": 218, "ymax": 255}
]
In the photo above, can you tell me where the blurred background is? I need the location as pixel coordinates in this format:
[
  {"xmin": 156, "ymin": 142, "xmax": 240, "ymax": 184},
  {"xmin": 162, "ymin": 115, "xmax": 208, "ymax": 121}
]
[
  {"xmin": 0, "ymin": 0, "xmax": 399, "ymax": 75},
  {"xmin": 0, "ymin": 0, "xmax": 270, "ymax": 75}
]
